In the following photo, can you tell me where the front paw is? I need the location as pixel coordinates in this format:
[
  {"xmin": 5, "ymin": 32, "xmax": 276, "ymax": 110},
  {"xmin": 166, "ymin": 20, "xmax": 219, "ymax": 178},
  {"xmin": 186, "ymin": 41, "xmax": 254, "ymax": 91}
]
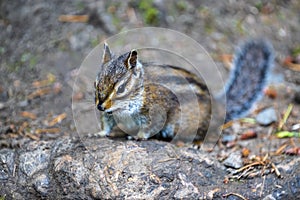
[
  {"xmin": 134, "ymin": 131, "xmax": 151, "ymax": 140},
  {"xmin": 88, "ymin": 130, "xmax": 110, "ymax": 138}
]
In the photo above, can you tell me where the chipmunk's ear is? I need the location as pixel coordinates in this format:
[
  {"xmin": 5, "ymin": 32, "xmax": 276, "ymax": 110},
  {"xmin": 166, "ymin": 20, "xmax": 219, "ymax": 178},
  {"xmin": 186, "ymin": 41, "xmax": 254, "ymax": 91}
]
[
  {"xmin": 125, "ymin": 49, "xmax": 138, "ymax": 69},
  {"xmin": 102, "ymin": 43, "xmax": 112, "ymax": 65}
]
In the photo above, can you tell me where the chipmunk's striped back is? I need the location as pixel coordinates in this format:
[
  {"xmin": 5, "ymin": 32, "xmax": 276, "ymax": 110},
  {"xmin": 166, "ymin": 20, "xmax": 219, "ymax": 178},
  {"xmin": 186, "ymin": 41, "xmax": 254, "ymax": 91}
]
[{"xmin": 143, "ymin": 64, "xmax": 211, "ymax": 140}]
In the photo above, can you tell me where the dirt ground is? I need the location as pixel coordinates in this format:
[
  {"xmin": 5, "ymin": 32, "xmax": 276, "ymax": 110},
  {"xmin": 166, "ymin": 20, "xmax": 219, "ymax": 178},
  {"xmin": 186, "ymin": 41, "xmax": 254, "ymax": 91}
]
[{"xmin": 1, "ymin": 0, "xmax": 300, "ymax": 199}]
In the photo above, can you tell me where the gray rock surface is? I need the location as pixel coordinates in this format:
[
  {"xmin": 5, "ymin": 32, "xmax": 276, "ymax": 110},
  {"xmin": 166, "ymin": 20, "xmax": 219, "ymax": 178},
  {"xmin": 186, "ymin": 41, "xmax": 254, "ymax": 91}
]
[{"xmin": 0, "ymin": 137, "xmax": 300, "ymax": 199}]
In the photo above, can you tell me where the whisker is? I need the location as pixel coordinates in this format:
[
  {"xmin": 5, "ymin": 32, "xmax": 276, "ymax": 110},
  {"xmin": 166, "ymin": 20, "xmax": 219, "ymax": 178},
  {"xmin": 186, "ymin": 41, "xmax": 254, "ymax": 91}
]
[
  {"xmin": 79, "ymin": 99, "xmax": 95, "ymax": 104},
  {"xmin": 75, "ymin": 104, "xmax": 97, "ymax": 114}
]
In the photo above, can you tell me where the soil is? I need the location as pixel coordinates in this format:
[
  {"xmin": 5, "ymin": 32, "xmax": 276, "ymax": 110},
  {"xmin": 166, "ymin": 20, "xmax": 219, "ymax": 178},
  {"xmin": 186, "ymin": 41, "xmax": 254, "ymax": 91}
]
[{"xmin": 0, "ymin": 0, "xmax": 300, "ymax": 199}]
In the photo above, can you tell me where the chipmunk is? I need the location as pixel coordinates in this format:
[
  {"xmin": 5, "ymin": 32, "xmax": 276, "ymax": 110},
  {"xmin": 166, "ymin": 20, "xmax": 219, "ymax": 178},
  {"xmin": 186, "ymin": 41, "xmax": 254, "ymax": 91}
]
[{"xmin": 94, "ymin": 39, "xmax": 273, "ymax": 141}]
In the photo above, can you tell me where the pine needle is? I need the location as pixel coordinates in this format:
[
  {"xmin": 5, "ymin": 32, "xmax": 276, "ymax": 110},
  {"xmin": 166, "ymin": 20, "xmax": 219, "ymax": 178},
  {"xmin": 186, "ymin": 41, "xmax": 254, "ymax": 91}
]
[
  {"xmin": 278, "ymin": 104, "xmax": 293, "ymax": 130},
  {"xmin": 276, "ymin": 131, "xmax": 300, "ymax": 138}
]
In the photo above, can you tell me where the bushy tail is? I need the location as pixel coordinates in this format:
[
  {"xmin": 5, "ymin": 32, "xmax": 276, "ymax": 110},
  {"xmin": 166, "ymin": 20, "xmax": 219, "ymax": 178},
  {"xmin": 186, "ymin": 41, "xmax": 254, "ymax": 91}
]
[{"xmin": 223, "ymin": 39, "xmax": 274, "ymax": 121}]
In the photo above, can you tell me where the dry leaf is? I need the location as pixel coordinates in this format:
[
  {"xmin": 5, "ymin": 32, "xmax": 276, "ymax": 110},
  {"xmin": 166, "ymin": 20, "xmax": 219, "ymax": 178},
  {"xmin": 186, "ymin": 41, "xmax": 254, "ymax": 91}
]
[
  {"xmin": 27, "ymin": 87, "xmax": 52, "ymax": 99},
  {"xmin": 20, "ymin": 111, "xmax": 37, "ymax": 120},
  {"xmin": 283, "ymin": 56, "xmax": 300, "ymax": 71},
  {"xmin": 48, "ymin": 113, "xmax": 67, "ymax": 126},
  {"xmin": 275, "ymin": 143, "xmax": 288, "ymax": 155},
  {"xmin": 58, "ymin": 15, "xmax": 89, "ymax": 23},
  {"xmin": 73, "ymin": 92, "xmax": 84, "ymax": 101},
  {"xmin": 25, "ymin": 133, "xmax": 39, "ymax": 140},
  {"xmin": 220, "ymin": 54, "xmax": 233, "ymax": 70},
  {"xmin": 264, "ymin": 87, "xmax": 277, "ymax": 99},
  {"xmin": 242, "ymin": 147, "xmax": 250, "ymax": 157},
  {"xmin": 240, "ymin": 130, "xmax": 257, "ymax": 140},
  {"xmin": 32, "ymin": 73, "xmax": 56, "ymax": 88},
  {"xmin": 285, "ymin": 147, "xmax": 300, "ymax": 155},
  {"xmin": 35, "ymin": 128, "xmax": 60, "ymax": 134}
]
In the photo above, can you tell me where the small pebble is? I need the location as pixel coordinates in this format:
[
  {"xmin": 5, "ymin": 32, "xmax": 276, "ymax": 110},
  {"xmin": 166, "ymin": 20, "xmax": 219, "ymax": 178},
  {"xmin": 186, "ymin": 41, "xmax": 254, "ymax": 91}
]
[
  {"xmin": 246, "ymin": 15, "xmax": 256, "ymax": 24},
  {"xmin": 18, "ymin": 100, "xmax": 29, "ymax": 107},
  {"xmin": 292, "ymin": 124, "xmax": 300, "ymax": 131},
  {"xmin": 222, "ymin": 135, "xmax": 236, "ymax": 143},
  {"xmin": 223, "ymin": 152, "xmax": 243, "ymax": 169},
  {"xmin": 256, "ymin": 107, "xmax": 278, "ymax": 125},
  {"xmin": 278, "ymin": 28, "xmax": 287, "ymax": 38},
  {"xmin": 249, "ymin": 6, "xmax": 259, "ymax": 15}
]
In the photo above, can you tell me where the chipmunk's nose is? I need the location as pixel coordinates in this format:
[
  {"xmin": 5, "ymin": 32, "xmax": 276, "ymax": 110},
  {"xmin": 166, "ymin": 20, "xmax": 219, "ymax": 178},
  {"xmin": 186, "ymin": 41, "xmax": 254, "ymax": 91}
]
[
  {"xmin": 95, "ymin": 98, "xmax": 105, "ymax": 111},
  {"xmin": 97, "ymin": 99, "xmax": 112, "ymax": 111},
  {"xmin": 97, "ymin": 104, "xmax": 105, "ymax": 111}
]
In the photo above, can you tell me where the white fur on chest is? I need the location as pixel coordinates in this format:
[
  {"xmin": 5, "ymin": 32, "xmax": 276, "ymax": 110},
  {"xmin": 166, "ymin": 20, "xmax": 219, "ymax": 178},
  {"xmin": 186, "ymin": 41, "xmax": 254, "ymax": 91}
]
[{"xmin": 113, "ymin": 109, "xmax": 140, "ymax": 134}]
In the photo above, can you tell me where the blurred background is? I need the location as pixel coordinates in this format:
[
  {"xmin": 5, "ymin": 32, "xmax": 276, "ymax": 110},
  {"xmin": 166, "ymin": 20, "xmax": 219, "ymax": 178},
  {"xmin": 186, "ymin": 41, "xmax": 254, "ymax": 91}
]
[{"xmin": 0, "ymin": 0, "xmax": 299, "ymax": 142}]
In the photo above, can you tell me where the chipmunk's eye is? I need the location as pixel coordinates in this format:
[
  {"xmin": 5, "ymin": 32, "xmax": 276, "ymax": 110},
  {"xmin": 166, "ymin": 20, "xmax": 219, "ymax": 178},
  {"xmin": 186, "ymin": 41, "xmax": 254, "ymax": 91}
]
[{"xmin": 116, "ymin": 82, "xmax": 126, "ymax": 94}]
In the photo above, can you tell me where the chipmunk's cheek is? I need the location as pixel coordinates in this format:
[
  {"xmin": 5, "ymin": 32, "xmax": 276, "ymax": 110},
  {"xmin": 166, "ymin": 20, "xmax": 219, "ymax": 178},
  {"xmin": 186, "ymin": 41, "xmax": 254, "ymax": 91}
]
[{"xmin": 102, "ymin": 99, "xmax": 112, "ymax": 110}]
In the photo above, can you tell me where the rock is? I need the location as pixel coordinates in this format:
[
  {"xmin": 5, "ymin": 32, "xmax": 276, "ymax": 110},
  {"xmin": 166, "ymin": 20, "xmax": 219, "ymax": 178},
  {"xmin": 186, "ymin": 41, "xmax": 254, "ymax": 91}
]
[
  {"xmin": 33, "ymin": 173, "xmax": 50, "ymax": 197},
  {"xmin": 256, "ymin": 107, "xmax": 278, "ymax": 126},
  {"xmin": 0, "ymin": 102, "xmax": 5, "ymax": 110},
  {"xmin": 18, "ymin": 100, "xmax": 29, "ymax": 107},
  {"xmin": 263, "ymin": 194, "xmax": 276, "ymax": 200},
  {"xmin": 248, "ymin": 6, "xmax": 259, "ymax": 15},
  {"xmin": 0, "ymin": 149, "xmax": 15, "ymax": 180},
  {"xmin": 0, "ymin": 137, "xmax": 299, "ymax": 199},
  {"xmin": 19, "ymin": 145, "xmax": 50, "ymax": 177},
  {"xmin": 223, "ymin": 152, "xmax": 243, "ymax": 169}
]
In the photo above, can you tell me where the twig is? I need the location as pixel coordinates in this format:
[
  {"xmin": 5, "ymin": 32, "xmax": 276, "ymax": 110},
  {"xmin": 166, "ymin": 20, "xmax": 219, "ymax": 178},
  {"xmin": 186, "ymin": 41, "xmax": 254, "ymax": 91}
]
[
  {"xmin": 20, "ymin": 111, "xmax": 37, "ymax": 120},
  {"xmin": 27, "ymin": 87, "xmax": 52, "ymax": 99},
  {"xmin": 223, "ymin": 192, "xmax": 248, "ymax": 200},
  {"xmin": 47, "ymin": 113, "xmax": 67, "ymax": 126},
  {"xmin": 260, "ymin": 175, "xmax": 266, "ymax": 197},
  {"xmin": 221, "ymin": 120, "xmax": 234, "ymax": 130},
  {"xmin": 35, "ymin": 128, "xmax": 60, "ymax": 134},
  {"xmin": 32, "ymin": 73, "xmax": 56, "ymax": 88},
  {"xmin": 271, "ymin": 163, "xmax": 282, "ymax": 178},
  {"xmin": 234, "ymin": 161, "xmax": 262, "ymax": 173},
  {"xmin": 25, "ymin": 132, "xmax": 39, "ymax": 140},
  {"xmin": 274, "ymin": 143, "xmax": 288, "ymax": 155},
  {"xmin": 283, "ymin": 57, "xmax": 300, "ymax": 71}
]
